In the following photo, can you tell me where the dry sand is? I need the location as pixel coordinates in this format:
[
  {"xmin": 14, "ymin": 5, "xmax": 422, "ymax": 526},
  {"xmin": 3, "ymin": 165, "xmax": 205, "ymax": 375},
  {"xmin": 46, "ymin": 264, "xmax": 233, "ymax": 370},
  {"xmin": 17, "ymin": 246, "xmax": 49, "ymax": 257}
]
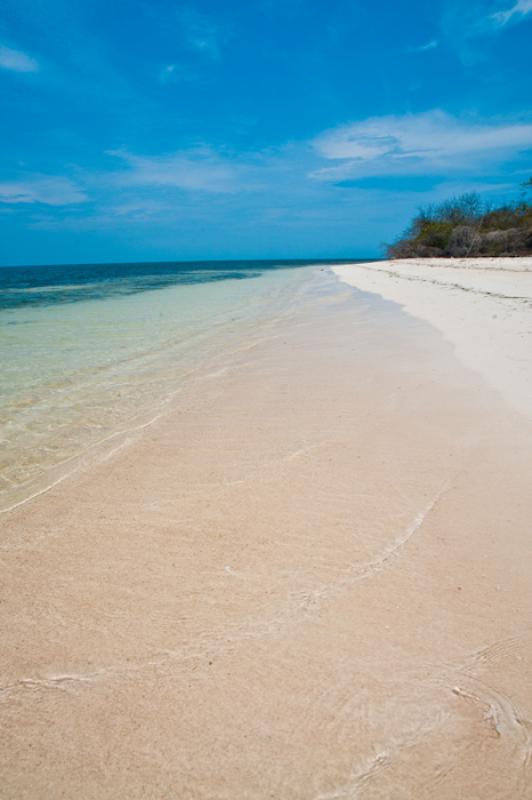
[
  {"xmin": 333, "ymin": 257, "xmax": 532, "ymax": 423},
  {"xmin": 1, "ymin": 268, "xmax": 532, "ymax": 798}
]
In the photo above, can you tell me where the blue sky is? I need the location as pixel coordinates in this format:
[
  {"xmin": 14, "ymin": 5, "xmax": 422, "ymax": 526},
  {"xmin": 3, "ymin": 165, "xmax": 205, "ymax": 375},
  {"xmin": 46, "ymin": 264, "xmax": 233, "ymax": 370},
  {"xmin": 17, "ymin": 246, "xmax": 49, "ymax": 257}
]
[{"xmin": 1, "ymin": 0, "xmax": 531, "ymax": 265}]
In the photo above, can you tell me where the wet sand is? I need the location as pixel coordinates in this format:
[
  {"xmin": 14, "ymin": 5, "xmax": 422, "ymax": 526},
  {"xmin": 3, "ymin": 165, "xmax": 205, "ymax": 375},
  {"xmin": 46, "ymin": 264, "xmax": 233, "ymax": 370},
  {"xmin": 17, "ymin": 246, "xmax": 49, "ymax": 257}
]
[{"xmin": 1, "ymin": 269, "xmax": 532, "ymax": 798}]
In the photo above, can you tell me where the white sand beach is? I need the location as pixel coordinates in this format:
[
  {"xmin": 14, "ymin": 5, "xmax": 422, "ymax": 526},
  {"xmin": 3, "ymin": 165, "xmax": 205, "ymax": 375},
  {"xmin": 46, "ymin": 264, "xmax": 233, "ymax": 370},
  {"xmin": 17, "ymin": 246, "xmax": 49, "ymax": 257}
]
[
  {"xmin": 333, "ymin": 257, "xmax": 532, "ymax": 423},
  {"xmin": 2, "ymin": 0, "xmax": 531, "ymax": 792},
  {"xmin": 2, "ymin": 266, "xmax": 532, "ymax": 798}
]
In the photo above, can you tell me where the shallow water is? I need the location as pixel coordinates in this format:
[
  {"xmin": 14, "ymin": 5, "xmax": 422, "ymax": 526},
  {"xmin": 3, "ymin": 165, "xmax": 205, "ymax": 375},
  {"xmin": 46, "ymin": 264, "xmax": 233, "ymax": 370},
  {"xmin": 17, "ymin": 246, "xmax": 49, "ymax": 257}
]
[
  {"xmin": 2, "ymin": 268, "xmax": 532, "ymax": 798},
  {"xmin": 0, "ymin": 260, "xmax": 353, "ymax": 511}
]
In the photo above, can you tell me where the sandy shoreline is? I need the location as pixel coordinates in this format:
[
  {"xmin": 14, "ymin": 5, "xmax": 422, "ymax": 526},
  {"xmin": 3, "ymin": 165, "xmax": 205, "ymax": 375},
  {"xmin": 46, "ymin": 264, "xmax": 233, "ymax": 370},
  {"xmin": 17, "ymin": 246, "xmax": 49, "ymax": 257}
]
[
  {"xmin": 333, "ymin": 257, "xmax": 532, "ymax": 423},
  {"xmin": 2, "ymin": 268, "xmax": 532, "ymax": 798}
]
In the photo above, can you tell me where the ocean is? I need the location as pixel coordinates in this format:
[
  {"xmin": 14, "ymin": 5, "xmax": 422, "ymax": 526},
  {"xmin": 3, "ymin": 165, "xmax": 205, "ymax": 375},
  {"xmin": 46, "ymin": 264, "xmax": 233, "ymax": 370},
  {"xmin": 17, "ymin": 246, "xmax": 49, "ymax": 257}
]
[{"xmin": 0, "ymin": 259, "xmax": 359, "ymax": 512}]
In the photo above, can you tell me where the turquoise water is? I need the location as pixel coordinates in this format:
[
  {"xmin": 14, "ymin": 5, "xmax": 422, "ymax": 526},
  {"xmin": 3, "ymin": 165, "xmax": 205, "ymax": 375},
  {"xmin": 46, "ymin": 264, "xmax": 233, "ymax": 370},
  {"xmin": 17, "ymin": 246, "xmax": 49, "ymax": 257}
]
[
  {"xmin": 0, "ymin": 260, "xmax": 358, "ymax": 511},
  {"xmin": 0, "ymin": 260, "xmax": 320, "ymax": 311}
]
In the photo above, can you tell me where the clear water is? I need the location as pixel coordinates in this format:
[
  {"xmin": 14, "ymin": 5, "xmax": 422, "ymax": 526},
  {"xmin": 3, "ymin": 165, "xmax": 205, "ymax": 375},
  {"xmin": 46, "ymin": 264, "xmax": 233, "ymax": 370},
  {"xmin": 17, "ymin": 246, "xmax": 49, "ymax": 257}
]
[{"xmin": 0, "ymin": 259, "xmax": 360, "ymax": 511}]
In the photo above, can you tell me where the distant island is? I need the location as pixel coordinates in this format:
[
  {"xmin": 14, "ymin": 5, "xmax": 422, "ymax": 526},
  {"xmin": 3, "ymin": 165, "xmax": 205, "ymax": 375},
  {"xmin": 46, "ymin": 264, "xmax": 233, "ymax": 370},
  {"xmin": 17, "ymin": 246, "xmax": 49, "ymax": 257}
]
[{"xmin": 388, "ymin": 179, "xmax": 532, "ymax": 259}]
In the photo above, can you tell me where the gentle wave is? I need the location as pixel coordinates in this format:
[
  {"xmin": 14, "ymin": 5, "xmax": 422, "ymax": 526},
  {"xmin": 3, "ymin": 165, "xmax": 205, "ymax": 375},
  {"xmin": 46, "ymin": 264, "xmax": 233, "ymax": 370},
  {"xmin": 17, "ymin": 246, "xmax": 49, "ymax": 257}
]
[{"xmin": 0, "ymin": 261, "xmax": 351, "ymax": 511}]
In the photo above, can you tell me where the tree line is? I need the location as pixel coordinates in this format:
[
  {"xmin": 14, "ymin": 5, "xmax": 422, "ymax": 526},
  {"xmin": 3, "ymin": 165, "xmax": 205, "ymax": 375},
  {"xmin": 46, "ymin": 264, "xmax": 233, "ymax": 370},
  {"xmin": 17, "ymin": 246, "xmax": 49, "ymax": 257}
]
[{"xmin": 388, "ymin": 179, "xmax": 532, "ymax": 258}]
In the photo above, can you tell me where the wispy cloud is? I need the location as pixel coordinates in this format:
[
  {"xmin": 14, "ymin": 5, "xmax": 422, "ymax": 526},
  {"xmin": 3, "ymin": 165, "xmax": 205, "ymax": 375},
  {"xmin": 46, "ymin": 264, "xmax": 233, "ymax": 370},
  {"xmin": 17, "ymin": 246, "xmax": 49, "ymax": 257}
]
[
  {"xmin": 107, "ymin": 148, "xmax": 246, "ymax": 193},
  {"xmin": 0, "ymin": 177, "xmax": 87, "ymax": 205},
  {"xmin": 407, "ymin": 39, "xmax": 438, "ymax": 53},
  {"xmin": 160, "ymin": 63, "xmax": 178, "ymax": 82},
  {"xmin": 311, "ymin": 110, "xmax": 532, "ymax": 181},
  {"xmin": 178, "ymin": 7, "xmax": 228, "ymax": 61},
  {"xmin": 0, "ymin": 43, "xmax": 38, "ymax": 73},
  {"xmin": 491, "ymin": 0, "xmax": 532, "ymax": 26},
  {"xmin": 107, "ymin": 200, "xmax": 174, "ymax": 219},
  {"xmin": 440, "ymin": 0, "xmax": 532, "ymax": 64},
  {"xmin": 158, "ymin": 62, "xmax": 195, "ymax": 84}
]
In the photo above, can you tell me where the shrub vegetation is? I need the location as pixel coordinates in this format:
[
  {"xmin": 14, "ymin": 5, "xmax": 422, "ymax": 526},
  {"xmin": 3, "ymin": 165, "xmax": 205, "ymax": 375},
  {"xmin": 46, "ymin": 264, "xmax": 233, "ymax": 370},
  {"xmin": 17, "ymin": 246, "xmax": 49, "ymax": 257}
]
[{"xmin": 387, "ymin": 185, "xmax": 532, "ymax": 259}]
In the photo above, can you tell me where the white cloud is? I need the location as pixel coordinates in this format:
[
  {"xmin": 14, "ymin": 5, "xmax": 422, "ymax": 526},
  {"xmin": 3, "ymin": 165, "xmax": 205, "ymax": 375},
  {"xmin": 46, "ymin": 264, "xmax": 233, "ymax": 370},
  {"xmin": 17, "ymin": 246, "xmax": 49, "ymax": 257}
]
[
  {"xmin": 311, "ymin": 110, "xmax": 532, "ymax": 181},
  {"xmin": 491, "ymin": 0, "xmax": 532, "ymax": 26},
  {"xmin": 107, "ymin": 148, "xmax": 245, "ymax": 193},
  {"xmin": 407, "ymin": 39, "xmax": 438, "ymax": 52},
  {"xmin": 440, "ymin": 0, "xmax": 532, "ymax": 64},
  {"xmin": 0, "ymin": 177, "xmax": 87, "ymax": 205},
  {"xmin": 0, "ymin": 44, "xmax": 39, "ymax": 73}
]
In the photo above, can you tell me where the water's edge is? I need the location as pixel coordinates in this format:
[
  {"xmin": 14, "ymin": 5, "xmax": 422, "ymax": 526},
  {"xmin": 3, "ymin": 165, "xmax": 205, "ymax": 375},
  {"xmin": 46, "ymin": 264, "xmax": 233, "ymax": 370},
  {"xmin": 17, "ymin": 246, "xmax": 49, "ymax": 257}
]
[{"xmin": 1, "ymin": 262, "xmax": 342, "ymax": 513}]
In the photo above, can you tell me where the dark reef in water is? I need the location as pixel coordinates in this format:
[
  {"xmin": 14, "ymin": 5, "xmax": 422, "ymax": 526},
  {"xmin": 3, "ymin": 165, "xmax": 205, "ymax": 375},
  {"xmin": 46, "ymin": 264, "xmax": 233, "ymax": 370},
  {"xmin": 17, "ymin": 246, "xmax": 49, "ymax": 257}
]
[{"xmin": 0, "ymin": 259, "xmax": 362, "ymax": 311}]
